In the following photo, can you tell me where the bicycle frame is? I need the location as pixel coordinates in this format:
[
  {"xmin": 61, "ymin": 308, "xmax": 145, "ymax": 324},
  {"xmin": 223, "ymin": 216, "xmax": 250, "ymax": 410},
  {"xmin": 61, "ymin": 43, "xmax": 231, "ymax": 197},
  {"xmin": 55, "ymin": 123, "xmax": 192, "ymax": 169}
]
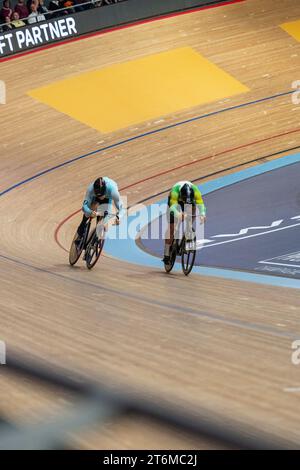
[
  {"xmin": 84, "ymin": 213, "xmax": 117, "ymax": 269},
  {"xmin": 164, "ymin": 215, "xmax": 197, "ymax": 275}
]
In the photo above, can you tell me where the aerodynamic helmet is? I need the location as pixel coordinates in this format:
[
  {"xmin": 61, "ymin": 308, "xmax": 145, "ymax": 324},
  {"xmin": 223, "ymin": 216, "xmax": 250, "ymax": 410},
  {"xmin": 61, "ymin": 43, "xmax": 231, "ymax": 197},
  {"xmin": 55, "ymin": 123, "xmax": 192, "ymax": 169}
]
[
  {"xmin": 93, "ymin": 177, "xmax": 106, "ymax": 197},
  {"xmin": 180, "ymin": 183, "xmax": 194, "ymax": 204}
]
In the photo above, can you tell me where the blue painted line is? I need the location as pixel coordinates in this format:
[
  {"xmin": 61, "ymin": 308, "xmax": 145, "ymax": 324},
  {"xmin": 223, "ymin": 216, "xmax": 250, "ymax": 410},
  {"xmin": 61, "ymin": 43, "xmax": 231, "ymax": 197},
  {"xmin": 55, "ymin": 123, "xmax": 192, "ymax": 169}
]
[
  {"xmin": 0, "ymin": 89, "xmax": 294, "ymax": 197},
  {"xmin": 105, "ymin": 153, "xmax": 300, "ymax": 289},
  {"xmin": 197, "ymin": 151, "xmax": 300, "ymax": 194}
]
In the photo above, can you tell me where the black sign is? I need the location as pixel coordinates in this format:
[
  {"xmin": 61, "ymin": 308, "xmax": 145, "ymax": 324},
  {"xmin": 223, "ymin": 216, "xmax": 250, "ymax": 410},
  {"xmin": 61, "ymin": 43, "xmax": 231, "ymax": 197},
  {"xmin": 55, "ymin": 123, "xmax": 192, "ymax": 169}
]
[
  {"xmin": 0, "ymin": 16, "xmax": 78, "ymax": 56},
  {"xmin": 0, "ymin": 0, "xmax": 232, "ymax": 58}
]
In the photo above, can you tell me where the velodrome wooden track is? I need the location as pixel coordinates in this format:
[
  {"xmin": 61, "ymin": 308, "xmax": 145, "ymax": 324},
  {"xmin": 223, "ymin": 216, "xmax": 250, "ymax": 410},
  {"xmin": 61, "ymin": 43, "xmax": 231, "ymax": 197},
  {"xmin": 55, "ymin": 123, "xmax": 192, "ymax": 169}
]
[{"xmin": 1, "ymin": 0, "xmax": 300, "ymax": 448}]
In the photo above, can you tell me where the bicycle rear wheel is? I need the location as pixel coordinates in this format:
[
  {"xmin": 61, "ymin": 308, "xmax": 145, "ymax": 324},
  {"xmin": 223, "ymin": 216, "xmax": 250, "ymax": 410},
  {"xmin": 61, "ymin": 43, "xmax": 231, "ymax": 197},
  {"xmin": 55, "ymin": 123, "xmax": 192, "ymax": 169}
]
[
  {"xmin": 85, "ymin": 229, "xmax": 105, "ymax": 270},
  {"xmin": 181, "ymin": 236, "xmax": 196, "ymax": 276},
  {"xmin": 69, "ymin": 235, "xmax": 82, "ymax": 266},
  {"xmin": 164, "ymin": 240, "xmax": 177, "ymax": 273},
  {"xmin": 69, "ymin": 220, "xmax": 90, "ymax": 266},
  {"xmin": 69, "ymin": 233, "xmax": 84, "ymax": 266}
]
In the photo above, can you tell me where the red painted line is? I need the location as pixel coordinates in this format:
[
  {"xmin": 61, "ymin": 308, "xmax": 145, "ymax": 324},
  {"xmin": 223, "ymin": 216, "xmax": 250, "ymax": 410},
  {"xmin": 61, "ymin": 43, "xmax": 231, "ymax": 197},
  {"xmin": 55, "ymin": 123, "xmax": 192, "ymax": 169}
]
[
  {"xmin": 54, "ymin": 126, "xmax": 300, "ymax": 253},
  {"xmin": 121, "ymin": 127, "xmax": 300, "ymax": 190},
  {"xmin": 0, "ymin": 0, "xmax": 244, "ymax": 63},
  {"xmin": 55, "ymin": 209, "xmax": 80, "ymax": 251}
]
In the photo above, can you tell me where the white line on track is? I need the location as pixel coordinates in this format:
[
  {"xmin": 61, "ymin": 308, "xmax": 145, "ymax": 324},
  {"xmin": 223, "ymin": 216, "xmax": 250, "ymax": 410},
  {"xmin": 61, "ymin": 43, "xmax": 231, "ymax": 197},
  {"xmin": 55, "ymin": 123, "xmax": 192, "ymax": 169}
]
[
  {"xmin": 259, "ymin": 261, "xmax": 300, "ymax": 268},
  {"xmin": 197, "ymin": 223, "xmax": 300, "ymax": 249}
]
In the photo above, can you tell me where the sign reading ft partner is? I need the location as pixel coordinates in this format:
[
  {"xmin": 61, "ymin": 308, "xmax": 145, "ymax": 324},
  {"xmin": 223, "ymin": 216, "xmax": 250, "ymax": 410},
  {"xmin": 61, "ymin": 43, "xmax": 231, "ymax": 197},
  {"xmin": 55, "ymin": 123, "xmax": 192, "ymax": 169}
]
[{"xmin": 0, "ymin": 17, "xmax": 77, "ymax": 55}]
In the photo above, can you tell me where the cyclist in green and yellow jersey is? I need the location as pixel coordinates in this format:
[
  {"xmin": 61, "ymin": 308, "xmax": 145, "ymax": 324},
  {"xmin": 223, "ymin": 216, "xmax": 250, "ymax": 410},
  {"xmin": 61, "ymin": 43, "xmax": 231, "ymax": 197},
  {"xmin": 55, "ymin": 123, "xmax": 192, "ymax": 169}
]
[{"xmin": 163, "ymin": 181, "xmax": 206, "ymax": 264}]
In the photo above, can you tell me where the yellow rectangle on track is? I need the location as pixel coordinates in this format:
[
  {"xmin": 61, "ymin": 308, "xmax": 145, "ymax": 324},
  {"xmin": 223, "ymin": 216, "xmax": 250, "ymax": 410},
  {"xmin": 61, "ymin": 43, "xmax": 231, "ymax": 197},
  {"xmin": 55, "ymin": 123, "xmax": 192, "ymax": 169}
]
[
  {"xmin": 280, "ymin": 20, "xmax": 300, "ymax": 42},
  {"xmin": 28, "ymin": 47, "xmax": 249, "ymax": 134}
]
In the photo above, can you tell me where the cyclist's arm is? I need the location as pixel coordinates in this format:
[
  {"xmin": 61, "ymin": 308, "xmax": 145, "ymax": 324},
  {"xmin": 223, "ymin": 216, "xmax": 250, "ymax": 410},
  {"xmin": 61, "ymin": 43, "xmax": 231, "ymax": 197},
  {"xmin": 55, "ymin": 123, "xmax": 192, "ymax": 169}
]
[
  {"xmin": 192, "ymin": 185, "xmax": 206, "ymax": 217},
  {"xmin": 169, "ymin": 188, "xmax": 181, "ymax": 219},
  {"xmin": 111, "ymin": 187, "xmax": 123, "ymax": 218},
  {"xmin": 82, "ymin": 187, "xmax": 94, "ymax": 217}
]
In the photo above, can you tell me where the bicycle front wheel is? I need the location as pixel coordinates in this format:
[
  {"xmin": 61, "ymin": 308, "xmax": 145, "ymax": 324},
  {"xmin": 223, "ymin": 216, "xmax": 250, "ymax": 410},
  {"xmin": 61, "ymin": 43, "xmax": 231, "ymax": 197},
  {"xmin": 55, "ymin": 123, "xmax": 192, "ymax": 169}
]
[
  {"xmin": 85, "ymin": 229, "xmax": 105, "ymax": 270},
  {"xmin": 164, "ymin": 241, "xmax": 177, "ymax": 273},
  {"xmin": 181, "ymin": 237, "xmax": 196, "ymax": 276}
]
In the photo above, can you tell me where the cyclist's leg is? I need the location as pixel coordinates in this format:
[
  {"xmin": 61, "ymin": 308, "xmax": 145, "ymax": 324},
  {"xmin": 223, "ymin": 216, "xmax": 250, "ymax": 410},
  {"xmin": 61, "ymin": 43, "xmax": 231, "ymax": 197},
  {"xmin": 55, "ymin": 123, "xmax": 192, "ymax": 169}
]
[
  {"xmin": 185, "ymin": 204, "xmax": 197, "ymax": 250},
  {"xmin": 82, "ymin": 202, "xmax": 100, "ymax": 260},
  {"xmin": 191, "ymin": 204, "xmax": 197, "ymax": 238},
  {"xmin": 77, "ymin": 198, "xmax": 101, "ymax": 240},
  {"xmin": 75, "ymin": 214, "xmax": 90, "ymax": 252},
  {"xmin": 95, "ymin": 198, "xmax": 110, "ymax": 239},
  {"xmin": 163, "ymin": 199, "xmax": 172, "ymax": 262},
  {"xmin": 163, "ymin": 224, "xmax": 174, "ymax": 262},
  {"xmin": 163, "ymin": 208, "xmax": 181, "ymax": 262},
  {"xmin": 84, "ymin": 201, "xmax": 101, "ymax": 246},
  {"xmin": 182, "ymin": 203, "xmax": 195, "ymax": 238},
  {"xmin": 77, "ymin": 214, "xmax": 89, "ymax": 239}
]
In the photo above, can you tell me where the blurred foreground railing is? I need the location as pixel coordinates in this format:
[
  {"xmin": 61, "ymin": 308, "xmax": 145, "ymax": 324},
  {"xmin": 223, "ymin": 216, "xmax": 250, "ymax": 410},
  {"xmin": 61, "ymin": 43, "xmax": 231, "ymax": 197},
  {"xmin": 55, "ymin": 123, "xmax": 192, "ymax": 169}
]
[{"xmin": 0, "ymin": 351, "xmax": 294, "ymax": 449}]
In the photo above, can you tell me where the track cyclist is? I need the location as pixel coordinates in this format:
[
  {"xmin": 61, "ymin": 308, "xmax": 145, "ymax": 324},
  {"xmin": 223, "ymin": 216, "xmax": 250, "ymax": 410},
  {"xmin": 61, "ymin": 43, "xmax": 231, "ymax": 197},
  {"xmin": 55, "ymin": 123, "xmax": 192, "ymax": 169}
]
[
  {"xmin": 163, "ymin": 181, "xmax": 206, "ymax": 264},
  {"xmin": 75, "ymin": 176, "xmax": 122, "ymax": 249}
]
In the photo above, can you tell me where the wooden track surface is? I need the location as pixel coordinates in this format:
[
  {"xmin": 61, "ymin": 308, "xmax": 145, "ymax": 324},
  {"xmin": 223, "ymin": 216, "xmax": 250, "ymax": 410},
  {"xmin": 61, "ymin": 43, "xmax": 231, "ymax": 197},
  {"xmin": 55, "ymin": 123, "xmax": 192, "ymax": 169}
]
[{"xmin": 1, "ymin": 0, "xmax": 300, "ymax": 448}]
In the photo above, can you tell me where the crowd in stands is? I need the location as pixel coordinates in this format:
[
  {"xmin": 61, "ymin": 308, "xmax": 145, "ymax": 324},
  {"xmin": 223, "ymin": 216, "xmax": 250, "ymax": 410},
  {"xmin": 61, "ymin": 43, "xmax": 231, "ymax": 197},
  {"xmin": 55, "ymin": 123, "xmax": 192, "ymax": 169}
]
[{"xmin": 0, "ymin": 0, "xmax": 126, "ymax": 30}]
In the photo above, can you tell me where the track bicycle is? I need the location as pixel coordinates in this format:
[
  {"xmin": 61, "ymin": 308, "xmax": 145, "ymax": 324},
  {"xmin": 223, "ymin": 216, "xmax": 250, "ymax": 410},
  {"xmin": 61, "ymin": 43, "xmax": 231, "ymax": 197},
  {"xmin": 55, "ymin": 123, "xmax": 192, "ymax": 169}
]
[
  {"xmin": 69, "ymin": 212, "xmax": 116, "ymax": 269},
  {"xmin": 164, "ymin": 216, "xmax": 197, "ymax": 276}
]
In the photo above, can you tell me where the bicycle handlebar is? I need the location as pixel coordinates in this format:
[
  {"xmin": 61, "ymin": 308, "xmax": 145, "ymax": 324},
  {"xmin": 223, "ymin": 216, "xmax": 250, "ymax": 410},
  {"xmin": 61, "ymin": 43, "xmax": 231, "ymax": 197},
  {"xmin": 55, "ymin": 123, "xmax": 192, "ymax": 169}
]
[{"xmin": 93, "ymin": 211, "xmax": 116, "ymax": 219}]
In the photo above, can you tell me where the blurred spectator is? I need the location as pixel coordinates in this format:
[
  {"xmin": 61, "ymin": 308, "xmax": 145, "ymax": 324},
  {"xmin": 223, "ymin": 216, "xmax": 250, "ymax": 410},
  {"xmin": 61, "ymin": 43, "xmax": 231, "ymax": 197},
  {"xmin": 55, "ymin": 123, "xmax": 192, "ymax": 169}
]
[
  {"xmin": 11, "ymin": 10, "xmax": 25, "ymax": 26},
  {"xmin": 49, "ymin": 0, "xmax": 74, "ymax": 16},
  {"xmin": 48, "ymin": 0, "xmax": 66, "ymax": 17},
  {"xmin": 0, "ymin": 0, "xmax": 128, "ymax": 27},
  {"xmin": 14, "ymin": 0, "xmax": 28, "ymax": 19},
  {"xmin": 27, "ymin": 2, "xmax": 45, "ymax": 23},
  {"xmin": 48, "ymin": 0, "xmax": 60, "ymax": 17},
  {"xmin": 73, "ymin": 0, "xmax": 93, "ymax": 12},
  {"xmin": 26, "ymin": 0, "xmax": 38, "ymax": 14},
  {"xmin": 62, "ymin": 0, "xmax": 75, "ymax": 14},
  {"xmin": 0, "ymin": 0, "xmax": 12, "ymax": 22},
  {"xmin": 2, "ymin": 15, "xmax": 13, "ymax": 30},
  {"xmin": 38, "ymin": 0, "xmax": 48, "ymax": 15}
]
